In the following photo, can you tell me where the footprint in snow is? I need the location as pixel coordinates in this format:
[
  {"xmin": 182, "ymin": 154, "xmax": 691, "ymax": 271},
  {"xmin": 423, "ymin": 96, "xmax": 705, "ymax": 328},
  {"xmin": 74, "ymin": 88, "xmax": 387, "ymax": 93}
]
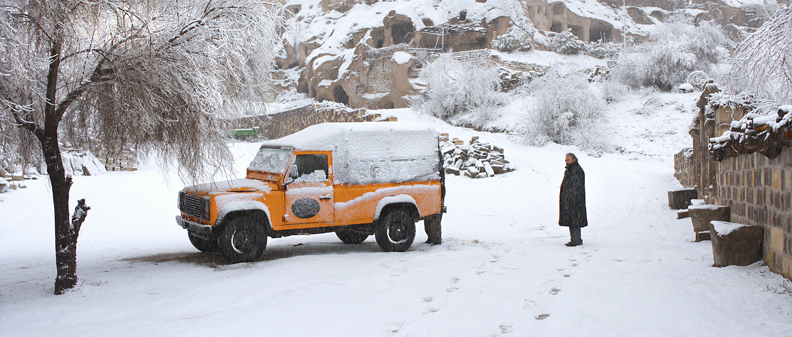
[
  {"xmin": 423, "ymin": 307, "xmax": 439, "ymax": 314},
  {"xmin": 535, "ymin": 313, "xmax": 551, "ymax": 320},
  {"xmin": 549, "ymin": 287, "xmax": 561, "ymax": 295}
]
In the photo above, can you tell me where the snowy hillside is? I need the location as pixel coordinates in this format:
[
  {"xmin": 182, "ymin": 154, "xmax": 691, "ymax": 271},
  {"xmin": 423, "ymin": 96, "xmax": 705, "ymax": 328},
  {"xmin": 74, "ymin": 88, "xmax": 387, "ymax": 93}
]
[{"xmin": 2, "ymin": 89, "xmax": 791, "ymax": 336}]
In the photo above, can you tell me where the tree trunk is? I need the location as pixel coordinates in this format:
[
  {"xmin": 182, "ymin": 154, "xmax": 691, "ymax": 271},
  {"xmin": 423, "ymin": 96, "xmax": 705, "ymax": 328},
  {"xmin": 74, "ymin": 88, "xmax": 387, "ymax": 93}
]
[
  {"xmin": 39, "ymin": 36, "xmax": 81, "ymax": 295},
  {"xmin": 41, "ymin": 131, "xmax": 77, "ymax": 295}
]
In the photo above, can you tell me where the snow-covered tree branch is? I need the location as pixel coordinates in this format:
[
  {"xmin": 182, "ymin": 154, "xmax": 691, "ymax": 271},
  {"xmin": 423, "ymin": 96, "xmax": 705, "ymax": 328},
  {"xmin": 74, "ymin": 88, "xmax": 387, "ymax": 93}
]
[{"xmin": 726, "ymin": 8, "xmax": 792, "ymax": 106}]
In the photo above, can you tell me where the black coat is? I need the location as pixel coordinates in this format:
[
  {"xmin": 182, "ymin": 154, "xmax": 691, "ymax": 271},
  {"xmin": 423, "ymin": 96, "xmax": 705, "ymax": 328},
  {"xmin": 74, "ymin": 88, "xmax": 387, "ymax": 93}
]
[{"xmin": 559, "ymin": 161, "xmax": 588, "ymax": 228}]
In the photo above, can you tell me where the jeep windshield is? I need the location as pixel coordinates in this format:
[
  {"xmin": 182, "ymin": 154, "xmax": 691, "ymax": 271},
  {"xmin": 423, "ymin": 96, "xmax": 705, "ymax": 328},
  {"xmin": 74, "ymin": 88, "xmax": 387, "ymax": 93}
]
[{"xmin": 249, "ymin": 147, "xmax": 292, "ymax": 174}]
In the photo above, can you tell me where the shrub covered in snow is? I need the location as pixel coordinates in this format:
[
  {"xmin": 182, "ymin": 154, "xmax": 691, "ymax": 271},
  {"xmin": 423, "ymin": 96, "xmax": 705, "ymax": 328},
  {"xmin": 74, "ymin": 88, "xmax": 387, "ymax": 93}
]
[
  {"xmin": 548, "ymin": 29, "xmax": 586, "ymax": 55},
  {"xmin": 586, "ymin": 41, "xmax": 622, "ymax": 59},
  {"xmin": 492, "ymin": 27, "xmax": 533, "ymax": 52},
  {"xmin": 612, "ymin": 19, "xmax": 725, "ymax": 91},
  {"xmin": 414, "ymin": 55, "xmax": 505, "ymax": 126},
  {"xmin": 522, "ymin": 70, "xmax": 607, "ymax": 151},
  {"xmin": 594, "ymin": 81, "xmax": 631, "ymax": 104}
]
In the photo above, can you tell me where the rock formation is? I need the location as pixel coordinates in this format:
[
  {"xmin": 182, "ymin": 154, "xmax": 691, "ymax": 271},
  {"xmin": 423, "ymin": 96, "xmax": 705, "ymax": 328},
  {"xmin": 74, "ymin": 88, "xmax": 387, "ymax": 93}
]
[{"xmin": 273, "ymin": 0, "xmax": 771, "ymax": 110}]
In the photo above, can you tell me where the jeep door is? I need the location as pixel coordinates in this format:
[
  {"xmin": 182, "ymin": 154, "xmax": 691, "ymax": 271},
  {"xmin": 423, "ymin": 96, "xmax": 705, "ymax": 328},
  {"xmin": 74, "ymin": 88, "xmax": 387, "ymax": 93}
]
[{"xmin": 283, "ymin": 152, "xmax": 335, "ymax": 227}]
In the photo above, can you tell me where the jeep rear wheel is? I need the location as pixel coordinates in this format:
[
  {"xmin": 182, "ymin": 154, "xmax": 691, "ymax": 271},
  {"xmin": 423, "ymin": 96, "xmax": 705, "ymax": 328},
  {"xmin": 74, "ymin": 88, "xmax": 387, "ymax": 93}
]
[
  {"xmin": 336, "ymin": 230, "xmax": 370, "ymax": 244},
  {"xmin": 375, "ymin": 209, "xmax": 415, "ymax": 252},
  {"xmin": 218, "ymin": 215, "xmax": 267, "ymax": 263},
  {"xmin": 188, "ymin": 232, "xmax": 218, "ymax": 252}
]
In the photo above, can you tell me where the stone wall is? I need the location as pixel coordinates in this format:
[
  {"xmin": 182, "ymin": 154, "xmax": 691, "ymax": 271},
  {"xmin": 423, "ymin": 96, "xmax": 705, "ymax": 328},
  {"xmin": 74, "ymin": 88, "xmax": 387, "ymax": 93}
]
[
  {"xmin": 714, "ymin": 148, "xmax": 792, "ymax": 280},
  {"xmin": 673, "ymin": 147, "xmax": 695, "ymax": 188},
  {"xmin": 677, "ymin": 83, "xmax": 792, "ymax": 280},
  {"xmin": 234, "ymin": 104, "xmax": 386, "ymax": 140}
]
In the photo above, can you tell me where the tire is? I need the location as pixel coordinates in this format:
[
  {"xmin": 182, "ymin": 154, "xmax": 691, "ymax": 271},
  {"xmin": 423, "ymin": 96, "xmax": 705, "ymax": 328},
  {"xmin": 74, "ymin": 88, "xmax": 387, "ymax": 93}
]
[
  {"xmin": 218, "ymin": 215, "xmax": 267, "ymax": 263},
  {"xmin": 375, "ymin": 208, "xmax": 415, "ymax": 252},
  {"xmin": 188, "ymin": 232, "xmax": 218, "ymax": 252},
  {"xmin": 336, "ymin": 230, "xmax": 370, "ymax": 244}
]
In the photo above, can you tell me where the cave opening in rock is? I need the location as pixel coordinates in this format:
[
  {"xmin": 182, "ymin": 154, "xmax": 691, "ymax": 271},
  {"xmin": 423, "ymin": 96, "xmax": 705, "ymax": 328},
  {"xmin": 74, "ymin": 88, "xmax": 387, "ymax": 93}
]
[
  {"xmin": 550, "ymin": 21, "xmax": 564, "ymax": 33},
  {"xmin": 589, "ymin": 23, "xmax": 613, "ymax": 42},
  {"xmin": 570, "ymin": 25, "xmax": 584, "ymax": 41},
  {"xmin": 391, "ymin": 22, "xmax": 414, "ymax": 45},
  {"xmin": 333, "ymin": 85, "xmax": 350, "ymax": 106}
]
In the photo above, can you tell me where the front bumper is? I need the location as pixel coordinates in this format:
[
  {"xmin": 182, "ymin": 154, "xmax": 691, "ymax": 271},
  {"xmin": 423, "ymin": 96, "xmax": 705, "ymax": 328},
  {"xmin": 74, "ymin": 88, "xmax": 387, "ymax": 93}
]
[{"xmin": 175, "ymin": 216, "xmax": 213, "ymax": 236}]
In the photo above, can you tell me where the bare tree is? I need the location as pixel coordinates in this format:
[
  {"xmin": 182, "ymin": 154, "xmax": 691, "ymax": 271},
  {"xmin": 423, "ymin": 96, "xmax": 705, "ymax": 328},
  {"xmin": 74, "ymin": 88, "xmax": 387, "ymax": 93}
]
[
  {"xmin": 0, "ymin": 0, "xmax": 282, "ymax": 294},
  {"xmin": 727, "ymin": 8, "xmax": 792, "ymax": 106}
]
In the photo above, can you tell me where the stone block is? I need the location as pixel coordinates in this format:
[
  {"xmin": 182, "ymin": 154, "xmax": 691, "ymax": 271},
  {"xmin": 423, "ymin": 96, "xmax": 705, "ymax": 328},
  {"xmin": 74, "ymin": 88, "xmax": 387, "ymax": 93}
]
[
  {"xmin": 695, "ymin": 230, "xmax": 710, "ymax": 242},
  {"xmin": 770, "ymin": 227, "xmax": 784, "ymax": 253},
  {"xmin": 688, "ymin": 204, "xmax": 730, "ymax": 233},
  {"xmin": 710, "ymin": 221, "xmax": 764, "ymax": 267},
  {"xmin": 668, "ymin": 188, "xmax": 698, "ymax": 210},
  {"xmin": 772, "ymin": 169, "xmax": 782, "ymax": 190},
  {"xmin": 445, "ymin": 166, "xmax": 460, "ymax": 176}
]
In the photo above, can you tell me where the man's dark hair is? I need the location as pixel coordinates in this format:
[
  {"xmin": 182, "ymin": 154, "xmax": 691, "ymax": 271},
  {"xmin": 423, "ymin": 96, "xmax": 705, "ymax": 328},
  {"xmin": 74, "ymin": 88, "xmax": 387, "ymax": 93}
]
[{"xmin": 566, "ymin": 153, "xmax": 578, "ymax": 162}]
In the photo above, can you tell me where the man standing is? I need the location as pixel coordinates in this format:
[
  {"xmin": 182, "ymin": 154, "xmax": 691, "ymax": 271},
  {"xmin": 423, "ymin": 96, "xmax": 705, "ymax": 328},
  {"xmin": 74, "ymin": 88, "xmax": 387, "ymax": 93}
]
[
  {"xmin": 425, "ymin": 147, "xmax": 446, "ymax": 245},
  {"xmin": 559, "ymin": 153, "xmax": 587, "ymax": 247}
]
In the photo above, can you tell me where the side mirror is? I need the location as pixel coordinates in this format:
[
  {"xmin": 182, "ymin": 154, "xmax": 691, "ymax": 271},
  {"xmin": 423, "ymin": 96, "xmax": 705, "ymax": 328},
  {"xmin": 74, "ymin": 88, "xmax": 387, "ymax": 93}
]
[{"xmin": 284, "ymin": 164, "xmax": 298, "ymax": 190}]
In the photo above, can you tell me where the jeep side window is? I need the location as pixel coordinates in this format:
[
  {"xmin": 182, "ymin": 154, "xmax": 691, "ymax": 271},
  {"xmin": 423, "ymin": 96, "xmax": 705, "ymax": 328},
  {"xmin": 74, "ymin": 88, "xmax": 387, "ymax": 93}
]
[{"xmin": 293, "ymin": 154, "xmax": 329, "ymax": 183}]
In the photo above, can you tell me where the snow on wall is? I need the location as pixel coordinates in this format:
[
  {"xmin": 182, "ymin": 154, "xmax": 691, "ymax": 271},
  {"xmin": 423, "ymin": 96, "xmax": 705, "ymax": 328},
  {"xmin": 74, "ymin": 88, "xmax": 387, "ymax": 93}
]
[{"xmin": 261, "ymin": 122, "xmax": 440, "ymax": 185}]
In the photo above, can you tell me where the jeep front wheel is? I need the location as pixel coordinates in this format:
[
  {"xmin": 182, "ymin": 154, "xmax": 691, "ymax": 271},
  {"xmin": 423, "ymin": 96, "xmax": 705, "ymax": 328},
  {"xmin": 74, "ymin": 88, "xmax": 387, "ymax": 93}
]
[
  {"xmin": 336, "ymin": 230, "xmax": 370, "ymax": 244},
  {"xmin": 375, "ymin": 209, "xmax": 415, "ymax": 252},
  {"xmin": 218, "ymin": 215, "xmax": 267, "ymax": 263}
]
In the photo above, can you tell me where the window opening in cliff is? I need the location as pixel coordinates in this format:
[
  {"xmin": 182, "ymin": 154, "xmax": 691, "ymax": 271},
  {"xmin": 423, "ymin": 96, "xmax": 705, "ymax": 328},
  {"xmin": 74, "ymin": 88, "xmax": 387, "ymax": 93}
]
[
  {"xmin": 297, "ymin": 78, "xmax": 309, "ymax": 94},
  {"xmin": 570, "ymin": 25, "xmax": 584, "ymax": 41},
  {"xmin": 550, "ymin": 21, "xmax": 564, "ymax": 33},
  {"xmin": 650, "ymin": 10, "xmax": 666, "ymax": 22},
  {"xmin": 589, "ymin": 23, "xmax": 612, "ymax": 42},
  {"xmin": 333, "ymin": 85, "xmax": 350, "ymax": 106},
  {"xmin": 392, "ymin": 22, "xmax": 415, "ymax": 45},
  {"xmin": 372, "ymin": 28, "xmax": 385, "ymax": 48}
]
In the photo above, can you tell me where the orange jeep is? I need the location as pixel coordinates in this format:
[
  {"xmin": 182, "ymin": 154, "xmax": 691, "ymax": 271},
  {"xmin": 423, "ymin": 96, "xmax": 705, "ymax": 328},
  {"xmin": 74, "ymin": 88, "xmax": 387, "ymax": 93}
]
[{"xmin": 176, "ymin": 122, "xmax": 445, "ymax": 262}]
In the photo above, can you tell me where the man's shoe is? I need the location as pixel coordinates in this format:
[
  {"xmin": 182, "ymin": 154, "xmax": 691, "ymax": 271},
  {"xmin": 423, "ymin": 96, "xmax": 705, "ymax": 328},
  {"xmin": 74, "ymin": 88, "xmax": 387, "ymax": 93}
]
[{"xmin": 565, "ymin": 242, "xmax": 579, "ymax": 247}]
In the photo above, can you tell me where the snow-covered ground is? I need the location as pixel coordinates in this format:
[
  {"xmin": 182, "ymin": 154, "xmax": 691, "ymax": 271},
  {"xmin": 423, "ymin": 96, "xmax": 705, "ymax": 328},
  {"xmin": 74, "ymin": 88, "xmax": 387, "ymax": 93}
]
[{"xmin": 2, "ymin": 92, "xmax": 791, "ymax": 337}]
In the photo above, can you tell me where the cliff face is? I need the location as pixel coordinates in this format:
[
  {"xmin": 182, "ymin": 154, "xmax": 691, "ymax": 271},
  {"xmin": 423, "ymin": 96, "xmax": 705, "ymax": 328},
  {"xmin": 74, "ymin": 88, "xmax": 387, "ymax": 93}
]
[{"xmin": 274, "ymin": 0, "xmax": 771, "ymax": 109}]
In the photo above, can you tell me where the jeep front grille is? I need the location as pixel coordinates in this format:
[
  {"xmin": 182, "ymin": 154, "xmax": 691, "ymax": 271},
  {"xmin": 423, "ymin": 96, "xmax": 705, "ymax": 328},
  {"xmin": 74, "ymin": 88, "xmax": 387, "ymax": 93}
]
[{"xmin": 180, "ymin": 192, "xmax": 210, "ymax": 220}]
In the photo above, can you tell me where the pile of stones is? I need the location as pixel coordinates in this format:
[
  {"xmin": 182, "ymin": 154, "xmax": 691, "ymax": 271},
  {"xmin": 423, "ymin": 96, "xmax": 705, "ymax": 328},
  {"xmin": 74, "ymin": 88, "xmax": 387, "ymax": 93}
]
[{"xmin": 440, "ymin": 135, "xmax": 514, "ymax": 178}]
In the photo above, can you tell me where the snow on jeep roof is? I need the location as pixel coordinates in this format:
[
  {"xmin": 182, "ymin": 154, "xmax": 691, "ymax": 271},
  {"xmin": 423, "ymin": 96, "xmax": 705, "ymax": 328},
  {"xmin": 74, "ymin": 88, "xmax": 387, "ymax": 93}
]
[
  {"xmin": 259, "ymin": 122, "xmax": 440, "ymax": 185},
  {"xmin": 261, "ymin": 122, "xmax": 434, "ymax": 149}
]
